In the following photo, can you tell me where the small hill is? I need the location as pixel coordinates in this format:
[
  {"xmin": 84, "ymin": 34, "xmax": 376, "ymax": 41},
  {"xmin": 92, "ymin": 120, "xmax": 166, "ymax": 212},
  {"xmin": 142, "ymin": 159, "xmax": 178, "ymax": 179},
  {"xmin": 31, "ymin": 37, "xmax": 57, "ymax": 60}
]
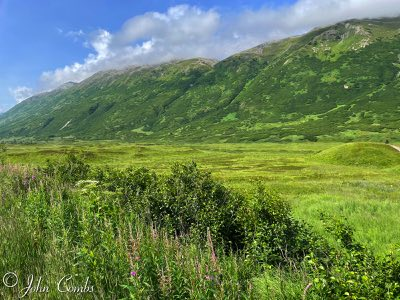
[{"xmin": 316, "ymin": 143, "xmax": 400, "ymax": 167}]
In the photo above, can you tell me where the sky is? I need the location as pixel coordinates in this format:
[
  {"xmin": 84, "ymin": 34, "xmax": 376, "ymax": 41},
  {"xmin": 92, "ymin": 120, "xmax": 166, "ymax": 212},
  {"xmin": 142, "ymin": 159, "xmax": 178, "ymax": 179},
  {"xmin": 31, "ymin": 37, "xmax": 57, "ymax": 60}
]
[{"xmin": 1, "ymin": 0, "xmax": 400, "ymax": 112}]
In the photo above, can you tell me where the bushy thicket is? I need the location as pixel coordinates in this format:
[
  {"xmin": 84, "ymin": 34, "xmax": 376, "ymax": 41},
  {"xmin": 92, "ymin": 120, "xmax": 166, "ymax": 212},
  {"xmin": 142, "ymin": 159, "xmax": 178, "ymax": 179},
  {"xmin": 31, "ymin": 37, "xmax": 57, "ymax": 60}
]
[
  {"xmin": 1, "ymin": 154, "xmax": 399, "ymax": 299},
  {"xmin": 90, "ymin": 160, "xmax": 316, "ymax": 264},
  {"xmin": 93, "ymin": 162, "xmax": 246, "ymax": 250}
]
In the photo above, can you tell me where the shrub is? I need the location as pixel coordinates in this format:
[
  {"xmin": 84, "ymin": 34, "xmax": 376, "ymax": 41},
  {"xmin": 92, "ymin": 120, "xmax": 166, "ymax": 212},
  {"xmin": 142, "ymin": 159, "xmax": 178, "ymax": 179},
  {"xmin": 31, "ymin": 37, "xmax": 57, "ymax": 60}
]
[
  {"xmin": 152, "ymin": 162, "xmax": 246, "ymax": 249},
  {"xmin": 93, "ymin": 162, "xmax": 246, "ymax": 250},
  {"xmin": 93, "ymin": 166, "xmax": 158, "ymax": 216},
  {"xmin": 93, "ymin": 162, "xmax": 324, "ymax": 262},
  {"xmin": 244, "ymin": 185, "xmax": 321, "ymax": 266},
  {"xmin": 306, "ymin": 215, "xmax": 400, "ymax": 299},
  {"xmin": 40, "ymin": 153, "xmax": 90, "ymax": 183}
]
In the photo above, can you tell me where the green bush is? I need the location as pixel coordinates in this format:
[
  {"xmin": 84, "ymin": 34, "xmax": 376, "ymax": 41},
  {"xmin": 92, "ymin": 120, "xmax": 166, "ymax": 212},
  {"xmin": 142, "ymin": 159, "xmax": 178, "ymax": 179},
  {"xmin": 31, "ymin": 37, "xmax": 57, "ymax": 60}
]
[
  {"xmin": 40, "ymin": 153, "xmax": 90, "ymax": 183},
  {"xmin": 92, "ymin": 162, "xmax": 324, "ymax": 266},
  {"xmin": 150, "ymin": 162, "xmax": 246, "ymax": 249},
  {"xmin": 244, "ymin": 185, "xmax": 322, "ymax": 266},
  {"xmin": 94, "ymin": 162, "xmax": 246, "ymax": 250},
  {"xmin": 306, "ymin": 215, "xmax": 400, "ymax": 299}
]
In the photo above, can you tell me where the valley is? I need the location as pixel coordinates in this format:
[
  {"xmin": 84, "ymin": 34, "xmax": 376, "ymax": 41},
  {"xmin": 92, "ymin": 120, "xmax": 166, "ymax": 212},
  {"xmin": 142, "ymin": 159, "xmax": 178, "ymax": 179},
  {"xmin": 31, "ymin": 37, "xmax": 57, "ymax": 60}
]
[{"xmin": 1, "ymin": 13, "xmax": 400, "ymax": 299}]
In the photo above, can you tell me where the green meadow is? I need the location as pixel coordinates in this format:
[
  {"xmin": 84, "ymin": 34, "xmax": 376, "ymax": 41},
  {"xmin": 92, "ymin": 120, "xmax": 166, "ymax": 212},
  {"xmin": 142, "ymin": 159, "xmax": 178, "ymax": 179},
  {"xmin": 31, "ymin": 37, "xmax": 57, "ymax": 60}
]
[{"xmin": 5, "ymin": 141, "xmax": 400, "ymax": 255}]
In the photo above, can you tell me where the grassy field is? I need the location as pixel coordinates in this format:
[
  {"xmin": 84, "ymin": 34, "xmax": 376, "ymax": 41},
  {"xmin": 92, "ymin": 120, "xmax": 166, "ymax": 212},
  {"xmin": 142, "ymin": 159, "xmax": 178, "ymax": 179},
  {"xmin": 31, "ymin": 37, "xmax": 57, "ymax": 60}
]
[{"xmin": 4, "ymin": 141, "xmax": 400, "ymax": 255}]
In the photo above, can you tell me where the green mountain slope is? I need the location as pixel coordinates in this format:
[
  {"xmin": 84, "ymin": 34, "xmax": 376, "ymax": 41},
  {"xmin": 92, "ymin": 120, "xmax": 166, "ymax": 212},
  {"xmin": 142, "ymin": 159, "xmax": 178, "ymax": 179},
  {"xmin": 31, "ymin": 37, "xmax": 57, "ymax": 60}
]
[{"xmin": 1, "ymin": 17, "xmax": 400, "ymax": 142}]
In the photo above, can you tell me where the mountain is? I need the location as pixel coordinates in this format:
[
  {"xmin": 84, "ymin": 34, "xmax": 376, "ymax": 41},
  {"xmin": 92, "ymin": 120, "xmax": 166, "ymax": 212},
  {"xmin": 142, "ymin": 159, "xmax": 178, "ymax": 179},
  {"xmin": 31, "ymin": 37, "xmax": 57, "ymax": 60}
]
[{"xmin": 1, "ymin": 17, "xmax": 400, "ymax": 142}]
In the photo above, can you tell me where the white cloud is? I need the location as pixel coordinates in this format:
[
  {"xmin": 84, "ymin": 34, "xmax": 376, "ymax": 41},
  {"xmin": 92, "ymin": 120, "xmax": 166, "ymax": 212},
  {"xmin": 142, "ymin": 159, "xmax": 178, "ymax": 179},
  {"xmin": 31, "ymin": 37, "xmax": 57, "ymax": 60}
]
[
  {"xmin": 9, "ymin": 86, "xmax": 34, "ymax": 103},
  {"xmin": 37, "ymin": 1, "xmax": 400, "ymax": 91},
  {"xmin": 39, "ymin": 5, "xmax": 222, "ymax": 90},
  {"xmin": 234, "ymin": 0, "xmax": 400, "ymax": 41}
]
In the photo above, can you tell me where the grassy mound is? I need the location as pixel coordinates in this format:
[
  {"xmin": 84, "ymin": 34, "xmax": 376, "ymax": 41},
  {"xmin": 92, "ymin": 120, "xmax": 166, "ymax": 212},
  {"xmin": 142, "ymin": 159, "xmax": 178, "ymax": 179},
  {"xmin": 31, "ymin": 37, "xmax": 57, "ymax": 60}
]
[{"xmin": 316, "ymin": 142, "xmax": 400, "ymax": 167}]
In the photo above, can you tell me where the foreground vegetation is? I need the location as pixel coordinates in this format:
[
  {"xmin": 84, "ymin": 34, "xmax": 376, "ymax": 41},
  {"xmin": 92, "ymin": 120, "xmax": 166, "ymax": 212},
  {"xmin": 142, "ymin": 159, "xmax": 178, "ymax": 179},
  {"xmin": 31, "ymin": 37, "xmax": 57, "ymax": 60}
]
[
  {"xmin": 3, "ymin": 141, "xmax": 400, "ymax": 255},
  {"xmin": 1, "ymin": 142, "xmax": 400, "ymax": 299}
]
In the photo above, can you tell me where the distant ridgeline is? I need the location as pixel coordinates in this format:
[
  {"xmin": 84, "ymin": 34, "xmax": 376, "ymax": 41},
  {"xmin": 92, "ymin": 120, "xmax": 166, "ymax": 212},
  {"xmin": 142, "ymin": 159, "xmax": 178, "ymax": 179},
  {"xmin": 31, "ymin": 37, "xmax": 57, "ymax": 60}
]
[{"xmin": 1, "ymin": 17, "xmax": 400, "ymax": 142}]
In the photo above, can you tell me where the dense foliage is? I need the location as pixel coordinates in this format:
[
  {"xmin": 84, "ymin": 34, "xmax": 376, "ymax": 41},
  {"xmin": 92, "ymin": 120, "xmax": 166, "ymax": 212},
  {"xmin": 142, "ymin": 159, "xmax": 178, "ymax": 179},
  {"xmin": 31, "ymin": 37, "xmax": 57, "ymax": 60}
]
[{"xmin": 0, "ymin": 154, "xmax": 399, "ymax": 299}]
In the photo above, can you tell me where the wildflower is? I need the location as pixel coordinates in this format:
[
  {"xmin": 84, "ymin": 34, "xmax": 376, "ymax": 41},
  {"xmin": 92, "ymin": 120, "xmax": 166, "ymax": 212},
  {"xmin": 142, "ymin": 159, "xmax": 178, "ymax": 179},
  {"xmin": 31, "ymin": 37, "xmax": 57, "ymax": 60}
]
[{"xmin": 130, "ymin": 271, "xmax": 137, "ymax": 277}]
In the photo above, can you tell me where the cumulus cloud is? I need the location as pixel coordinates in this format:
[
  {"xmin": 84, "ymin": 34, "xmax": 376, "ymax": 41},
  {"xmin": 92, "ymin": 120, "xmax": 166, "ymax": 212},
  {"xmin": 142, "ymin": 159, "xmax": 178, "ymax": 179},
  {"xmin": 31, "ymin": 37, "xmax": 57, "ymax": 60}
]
[
  {"xmin": 37, "ymin": 1, "xmax": 400, "ymax": 91},
  {"xmin": 9, "ymin": 86, "xmax": 34, "ymax": 103},
  {"xmin": 40, "ymin": 5, "xmax": 221, "ymax": 90}
]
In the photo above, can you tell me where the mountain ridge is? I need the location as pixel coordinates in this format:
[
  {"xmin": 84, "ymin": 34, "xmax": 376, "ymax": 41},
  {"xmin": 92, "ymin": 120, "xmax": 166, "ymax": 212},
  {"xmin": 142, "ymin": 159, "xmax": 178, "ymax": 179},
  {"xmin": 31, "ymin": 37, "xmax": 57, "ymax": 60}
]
[{"xmin": 1, "ymin": 16, "xmax": 400, "ymax": 142}]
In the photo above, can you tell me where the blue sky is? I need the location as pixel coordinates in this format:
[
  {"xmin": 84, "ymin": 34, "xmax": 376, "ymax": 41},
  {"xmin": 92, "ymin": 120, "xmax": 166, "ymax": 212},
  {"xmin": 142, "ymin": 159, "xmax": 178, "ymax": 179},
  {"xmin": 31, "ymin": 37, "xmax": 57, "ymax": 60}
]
[{"xmin": 1, "ymin": 0, "xmax": 399, "ymax": 112}]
